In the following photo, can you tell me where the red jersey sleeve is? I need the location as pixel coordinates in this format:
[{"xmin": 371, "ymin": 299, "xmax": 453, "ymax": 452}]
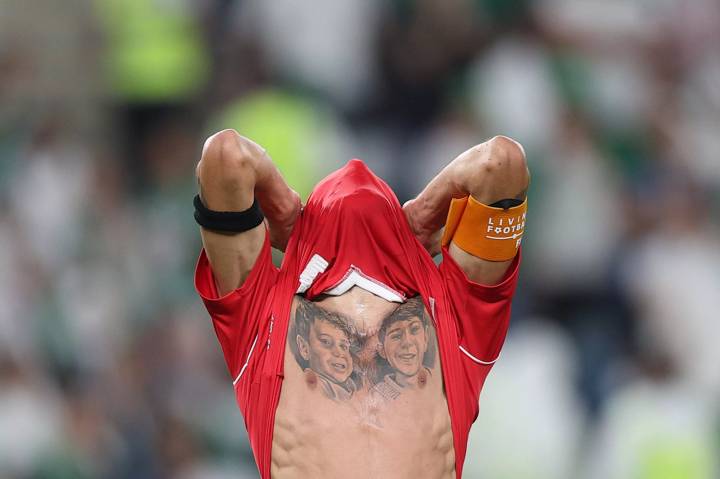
[
  {"xmin": 439, "ymin": 247, "xmax": 521, "ymax": 367},
  {"xmin": 194, "ymin": 232, "xmax": 278, "ymax": 382}
]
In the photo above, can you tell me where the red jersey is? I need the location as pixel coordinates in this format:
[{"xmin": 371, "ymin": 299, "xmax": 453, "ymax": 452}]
[{"xmin": 195, "ymin": 159, "xmax": 521, "ymax": 478}]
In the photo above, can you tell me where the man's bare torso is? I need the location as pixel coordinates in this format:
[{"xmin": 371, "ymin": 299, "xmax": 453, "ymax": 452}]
[
  {"xmin": 271, "ymin": 287, "xmax": 455, "ymax": 479},
  {"xmin": 196, "ymin": 131, "xmax": 529, "ymax": 477}
]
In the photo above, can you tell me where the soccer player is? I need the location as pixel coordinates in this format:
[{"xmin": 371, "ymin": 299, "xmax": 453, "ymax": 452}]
[{"xmin": 194, "ymin": 130, "xmax": 529, "ymax": 478}]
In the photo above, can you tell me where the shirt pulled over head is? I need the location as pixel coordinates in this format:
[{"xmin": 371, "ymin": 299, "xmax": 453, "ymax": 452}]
[{"xmin": 289, "ymin": 159, "xmax": 424, "ymax": 302}]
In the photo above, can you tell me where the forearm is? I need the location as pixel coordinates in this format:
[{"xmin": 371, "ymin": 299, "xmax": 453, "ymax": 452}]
[
  {"xmin": 407, "ymin": 138, "xmax": 528, "ymax": 237},
  {"xmin": 196, "ymin": 130, "xmax": 300, "ymax": 295},
  {"xmin": 198, "ymin": 130, "xmax": 301, "ymax": 250},
  {"xmin": 404, "ymin": 163, "xmax": 466, "ymax": 247},
  {"xmin": 405, "ymin": 136, "xmax": 529, "ymax": 284},
  {"xmin": 252, "ymin": 150, "xmax": 302, "ymax": 232}
]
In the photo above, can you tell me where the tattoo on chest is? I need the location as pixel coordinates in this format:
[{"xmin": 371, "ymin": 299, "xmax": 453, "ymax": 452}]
[{"xmin": 288, "ymin": 296, "xmax": 437, "ymax": 402}]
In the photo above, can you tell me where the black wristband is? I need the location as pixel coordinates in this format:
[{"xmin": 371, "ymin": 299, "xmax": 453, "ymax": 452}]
[
  {"xmin": 193, "ymin": 194, "xmax": 264, "ymax": 233},
  {"xmin": 489, "ymin": 198, "xmax": 524, "ymax": 210}
]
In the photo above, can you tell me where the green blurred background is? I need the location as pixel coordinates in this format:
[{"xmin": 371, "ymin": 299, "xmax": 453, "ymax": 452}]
[{"xmin": 0, "ymin": 0, "xmax": 719, "ymax": 478}]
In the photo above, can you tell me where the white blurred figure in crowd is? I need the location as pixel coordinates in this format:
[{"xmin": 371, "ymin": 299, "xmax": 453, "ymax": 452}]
[
  {"xmin": 465, "ymin": 319, "xmax": 584, "ymax": 479},
  {"xmin": 674, "ymin": 55, "xmax": 720, "ymax": 185},
  {"xmin": 235, "ymin": 0, "xmax": 381, "ymax": 111},
  {"xmin": 622, "ymin": 179, "xmax": 720, "ymax": 398},
  {"xmin": 408, "ymin": 110, "xmax": 485, "ymax": 197},
  {"xmin": 8, "ymin": 123, "xmax": 92, "ymax": 275},
  {"xmin": 528, "ymin": 113, "xmax": 623, "ymax": 292},
  {"xmin": 533, "ymin": 0, "xmax": 673, "ymax": 44},
  {"xmin": 8, "ymin": 122, "xmax": 134, "ymax": 375},
  {"xmin": 592, "ymin": 175, "xmax": 720, "ymax": 478},
  {"xmin": 584, "ymin": 358, "xmax": 719, "ymax": 479},
  {"xmin": 0, "ymin": 215, "xmax": 36, "ymax": 362},
  {"xmin": 468, "ymin": 35, "xmax": 562, "ymax": 155},
  {"xmin": 0, "ymin": 358, "xmax": 63, "ymax": 475},
  {"xmin": 669, "ymin": 0, "xmax": 720, "ymax": 186}
]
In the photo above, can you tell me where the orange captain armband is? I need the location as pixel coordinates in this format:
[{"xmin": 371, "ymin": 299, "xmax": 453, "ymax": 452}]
[{"xmin": 440, "ymin": 195, "xmax": 527, "ymax": 261}]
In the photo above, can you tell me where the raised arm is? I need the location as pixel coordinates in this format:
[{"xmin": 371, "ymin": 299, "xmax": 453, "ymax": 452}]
[
  {"xmin": 196, "ymin": 129, "xmax": 301, "ymax": 295},
  {"xmin": 403, "ymin": 135, "xmax": 529, "ymax": 285}
]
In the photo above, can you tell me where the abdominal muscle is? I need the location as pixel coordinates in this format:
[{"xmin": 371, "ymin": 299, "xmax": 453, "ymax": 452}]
[{"xmin": 271, "ymin": 290, "xmax": 455, "ymax": 479}]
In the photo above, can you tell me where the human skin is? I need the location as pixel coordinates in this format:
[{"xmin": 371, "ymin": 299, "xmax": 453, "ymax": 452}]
[
  {"xmin": 380, "ymin": 317, "xmax": 429, "ymax": 383},
  {"xmin": 195, "ymin": 130, "xmax": 529, "ymax": 478},
  {"xmin": 403, "ymin": 135, "xmax": 530, "ymax": 284},
  {"xmin": 275, "ymin": 293, "xmax": 453, "ymax": 479},
  {"xmin": 196, "ymin": 131, "xmax": 529, "ymax": 294},
  {"xmin": 195, "ymin": 129, "xmax": 301, "ymax": 296},
  {"xmin": 297, "ymin": 319, "xmax": 353, "ymax": 384}
]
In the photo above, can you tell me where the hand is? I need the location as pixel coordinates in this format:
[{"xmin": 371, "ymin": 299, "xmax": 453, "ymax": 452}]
[
  {"xmin": 266, "ymin": 191, "xmax": 302, "ymax": 252},
  {"xmin": 403, "ymin": 198, "xmax": 443, "ymax": 257}
]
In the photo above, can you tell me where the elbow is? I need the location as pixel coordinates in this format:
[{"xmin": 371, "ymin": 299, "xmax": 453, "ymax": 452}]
[
  {"xmin": 196, "ymin": 129, "xmax": 261, "ymax": 194},
  {"xmin": 462, "ymin": 135, "xmax": 530, "ymax": 202},
  {"xmin": 489, "ymin": 135, "xmax": 525, "ymax": 158},
  {"xmin": 485, "ymin": 135, "xmax": 530, "ymax": 198},
  {"xmin": 487, "ymin": 135, "xmax": 528, "ymax": 175}
]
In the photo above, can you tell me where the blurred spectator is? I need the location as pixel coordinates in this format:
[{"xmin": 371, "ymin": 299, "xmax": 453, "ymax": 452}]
[
  {"xmin": 621, "ymin": 178, "xmax": 720, "ymax": 397},
  {"xmin": 468, "ymin": 34, "xmax": 562, "ymax": 153},
  {"xmin": 233, "ymin": 0, "xmax": 382, "ymax": 113},
  {"xmin": 94, "ymin": 0, "xmax": 210, "ymax": 190},
  {"xmin": 0, "ymin": 0, "xmax": 102, "ymax": 135},
  {"xmin": 585, "ymin": 366, "xmax": 719, "ymax": 479},
  {"xmin": 209, "ymin": 88, "xmax": 349, "ymax": 200},
  {"xmin": 94, "ymin": 0, "xmax": 209, "ymax": 103},
  {"xmin": 0, "ymin": 357, "xmax": 63, "ymax": 475},
  {"xmin": 465, "ymin": 320, "xmax": 585, "ymax": 479}
]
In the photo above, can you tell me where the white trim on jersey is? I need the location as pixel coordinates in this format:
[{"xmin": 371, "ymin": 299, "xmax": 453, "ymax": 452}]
[
  {"xmin": 296, "ymin": 254, "xmax": 405, "ymax": 303},
  {"xmin": 428, "ymin": 297, "xmax": 436, "ymax": 325},
  {"xmin": 296, "ymin": 254, "xmax": 329, "ymax": 294},
  {"xmin": 459, "ymin": 344, "xmax": 499, "ymax": 365},
  {"xmin": 233, "ymin": 334, "xmax": 259, "ymax": 386},
  {"xmin": 324, "ymin": 267, "xmax": 404, "ymax": 303}
]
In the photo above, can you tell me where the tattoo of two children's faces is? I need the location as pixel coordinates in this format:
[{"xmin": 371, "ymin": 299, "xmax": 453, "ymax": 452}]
[{"xmin": 288, "ymin": 296, "xmax": 437, "ymax": 402}]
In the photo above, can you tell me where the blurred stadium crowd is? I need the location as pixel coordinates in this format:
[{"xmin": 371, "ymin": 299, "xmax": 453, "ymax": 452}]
[{"xmin": 1, "ymin": 0, "xmax": 719, "ymax": 478}]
